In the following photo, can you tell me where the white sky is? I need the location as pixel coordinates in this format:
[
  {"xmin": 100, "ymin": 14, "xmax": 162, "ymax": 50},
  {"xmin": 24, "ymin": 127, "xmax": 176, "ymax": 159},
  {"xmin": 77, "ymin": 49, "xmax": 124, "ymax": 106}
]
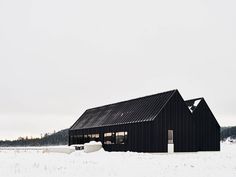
[{"xmin": 0, "ymin": 0, "xmax": 236, "ymax": 140}]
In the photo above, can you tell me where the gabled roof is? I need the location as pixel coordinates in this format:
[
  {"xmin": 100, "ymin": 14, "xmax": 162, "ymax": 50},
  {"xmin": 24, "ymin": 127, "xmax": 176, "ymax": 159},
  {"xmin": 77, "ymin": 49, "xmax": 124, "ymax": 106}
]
[
  {"xmin": 185, "ymin": 98, "xmax": 203, "ymax": 113},
  {"xmin": 70, "ymin": 90, "xmax": 177, "ymax": 130},
  {"xmin": 185, "ymin": 98, "xmax": 220, "ymax": 127}
]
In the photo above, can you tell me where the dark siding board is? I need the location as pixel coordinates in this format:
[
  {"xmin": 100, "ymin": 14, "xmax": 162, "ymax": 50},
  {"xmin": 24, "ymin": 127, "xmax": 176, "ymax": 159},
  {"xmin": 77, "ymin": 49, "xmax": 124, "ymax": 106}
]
[
  {"xmin": 192, "ymin": 99, "xmax": 220, "ymax": 151},
  {"xmin": 153, "ymin": 91, "xmax": 197, "ymax": 152}
]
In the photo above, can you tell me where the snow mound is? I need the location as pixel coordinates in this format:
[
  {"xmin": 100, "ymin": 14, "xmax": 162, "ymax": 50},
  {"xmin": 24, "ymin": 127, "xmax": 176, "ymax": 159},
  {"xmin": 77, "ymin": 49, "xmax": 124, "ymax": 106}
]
[
  {"xmin": 84, "ymin": 141, "xmax": 102, "ymax": 146},
  {"xmin": 1, "ymin": 143, "xmax": 236, "ymax": 177},
  {"xmin": 84, "ymin": 141, "xmax": 102, "ymax": 153},
  {"xmin": 225, "ymin": 137, "xmax": 236, "ymax": 144}
]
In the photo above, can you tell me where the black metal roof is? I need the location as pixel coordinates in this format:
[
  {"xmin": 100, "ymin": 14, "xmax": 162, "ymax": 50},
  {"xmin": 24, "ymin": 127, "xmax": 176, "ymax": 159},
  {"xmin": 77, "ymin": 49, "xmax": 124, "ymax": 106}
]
[
  {"xmin": 185, "ymin": 98, "xmax": 203, "ymax": 113},
  {"xmin": 70, "ymin": 90, "xmax": 177, "ymax": 130}
]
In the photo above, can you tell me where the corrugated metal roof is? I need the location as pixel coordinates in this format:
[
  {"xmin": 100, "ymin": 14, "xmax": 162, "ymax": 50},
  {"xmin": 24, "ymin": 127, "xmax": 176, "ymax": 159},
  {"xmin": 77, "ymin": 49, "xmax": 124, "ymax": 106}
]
[{"xmin": 70, "ymin": 90, "xmax": 177, "ymax": 130}]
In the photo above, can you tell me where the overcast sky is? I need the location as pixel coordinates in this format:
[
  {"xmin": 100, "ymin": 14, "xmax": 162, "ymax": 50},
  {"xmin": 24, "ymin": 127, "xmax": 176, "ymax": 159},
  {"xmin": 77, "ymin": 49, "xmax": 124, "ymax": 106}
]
[{"xmin": 0, "ymin": 0, "xmax": 235, "ymax": 140}]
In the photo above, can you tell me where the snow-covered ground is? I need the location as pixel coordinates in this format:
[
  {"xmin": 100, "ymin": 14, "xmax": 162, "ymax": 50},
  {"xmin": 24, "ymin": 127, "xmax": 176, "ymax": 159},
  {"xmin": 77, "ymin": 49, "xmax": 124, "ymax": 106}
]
[{"xmin": 0, "ymin": 143, "xmax": 236, "ymax": 177}]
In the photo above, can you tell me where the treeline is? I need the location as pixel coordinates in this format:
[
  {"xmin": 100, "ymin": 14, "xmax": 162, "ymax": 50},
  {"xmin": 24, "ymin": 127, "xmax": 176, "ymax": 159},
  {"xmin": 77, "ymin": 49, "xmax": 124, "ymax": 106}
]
[
  {"xmin": 0, "ymin": 127, "xmax": 235, "ymax": 147},
  {"xmin": 0, "ymin": 129, "xmax": 69, "ymax": 147},
  {"xmin": 221, "ymin": 126, "xmax": 236, "ymax": 140}
]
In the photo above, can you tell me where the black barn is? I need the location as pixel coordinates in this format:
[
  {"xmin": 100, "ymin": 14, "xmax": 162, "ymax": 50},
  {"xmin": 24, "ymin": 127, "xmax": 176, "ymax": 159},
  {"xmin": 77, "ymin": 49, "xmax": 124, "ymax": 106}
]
[
  {"xmin": 69, "ymin": 90, "xmax": 220, "ymax": 152},
  {"xmin": 185, "ymin": 98, "xmax": 220, "ymax": 151}
]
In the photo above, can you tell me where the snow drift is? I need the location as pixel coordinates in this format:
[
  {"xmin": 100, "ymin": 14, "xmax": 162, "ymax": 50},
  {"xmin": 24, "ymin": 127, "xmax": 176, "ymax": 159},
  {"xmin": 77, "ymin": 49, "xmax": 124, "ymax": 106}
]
[{"xmin": 0, "ymin": 143, "xmax": 236, "ymax": 177}]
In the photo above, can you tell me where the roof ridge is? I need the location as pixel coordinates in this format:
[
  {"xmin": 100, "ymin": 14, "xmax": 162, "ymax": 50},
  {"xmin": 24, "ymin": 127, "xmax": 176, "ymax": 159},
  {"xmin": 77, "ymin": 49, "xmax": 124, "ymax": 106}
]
[
  {"xmin": 185, "ymin": 97, "xmax": 204, "ymax": 113},
  {"xmin": 150, "ymin": 89, "xmax": 177, "ymax": 121},
  {"xmin": 87, "ymin": 89, "xmax": 177, "ymax": 111},
  {"xmin": 185, "ymin": 97, "xmax": 204, "ymax": 102}
]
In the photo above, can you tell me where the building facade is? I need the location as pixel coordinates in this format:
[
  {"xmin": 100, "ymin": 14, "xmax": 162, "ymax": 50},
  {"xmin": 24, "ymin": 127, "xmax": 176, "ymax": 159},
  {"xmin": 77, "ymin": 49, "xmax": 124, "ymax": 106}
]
[{"xmin": 69, "ymin": 90, "xmax": 220, "ymax": 152}]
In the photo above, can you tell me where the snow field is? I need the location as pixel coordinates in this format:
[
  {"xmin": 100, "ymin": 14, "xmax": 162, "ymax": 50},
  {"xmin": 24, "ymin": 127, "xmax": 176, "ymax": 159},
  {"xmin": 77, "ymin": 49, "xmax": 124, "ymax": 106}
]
[{"xmin": 0, "ymin": 143, "xmax": 236, "ymax": 177}]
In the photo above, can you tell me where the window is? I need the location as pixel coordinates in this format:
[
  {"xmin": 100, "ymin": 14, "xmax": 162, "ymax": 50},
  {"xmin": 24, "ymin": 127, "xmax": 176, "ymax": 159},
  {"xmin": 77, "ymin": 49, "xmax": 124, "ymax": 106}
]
[
  {"xmin": 91, "ymin": 134, "xmax": 100, "ymax": 142},
  {"xmin": 116, "ymin": 131, "xmax": 128, "ymax": 144},
  {"xmin": 83, "ymin": 133, "xmax": 100, "ymax": 143},
  {"xmin": 124, "ymin": 132, "xmax": 128, "ymax": 143},
  {"xmin": 168, "ymin": 130, "xmax": 173, "ymax": 144},
  {"xmin": 88, "ymin": 134, "xmax": 92, "ymax": 142},
  {"xmin": 104, "ymin": 132, "xmax": 115, "ymax": 144}
]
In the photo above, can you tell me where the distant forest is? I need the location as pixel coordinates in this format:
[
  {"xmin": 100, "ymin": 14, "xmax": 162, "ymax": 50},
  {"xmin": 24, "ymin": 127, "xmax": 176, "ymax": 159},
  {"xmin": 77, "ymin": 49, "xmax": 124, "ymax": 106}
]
[
  {"xmin": 221, "ymin": 126, "xmax": 236, "ymax": 140},
  {"xmin": 0, "ymin": 127, "xmax": 235, "ymax": 147},
  {"xmin": 0, "ymin": 129, "xmax": 68, "ymax": 147}
]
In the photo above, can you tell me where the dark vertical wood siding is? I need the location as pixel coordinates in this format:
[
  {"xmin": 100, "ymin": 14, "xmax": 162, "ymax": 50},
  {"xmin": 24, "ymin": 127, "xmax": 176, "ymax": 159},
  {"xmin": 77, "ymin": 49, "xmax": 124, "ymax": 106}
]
[
  {"xmin": 153, "ymin": 91, "xmax": 197, "ymax": 152},
  {"xmin": 192, "ymin": 99, "xmax": 220, "ymax": 151},
  {"xmin": 69, "ymin": 90, "xmax": 220, "ymax": 152},
  {"xmin": 69, "ymin": 91, "xmax": 198, "ymax": 152}
]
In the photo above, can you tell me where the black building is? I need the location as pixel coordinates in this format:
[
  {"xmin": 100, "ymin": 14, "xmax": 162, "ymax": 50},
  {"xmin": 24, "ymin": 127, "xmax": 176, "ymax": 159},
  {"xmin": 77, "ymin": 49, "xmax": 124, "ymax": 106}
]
[
  {"xmin": 185, "ymin": 98, "xmax": 220, "ymax": 151},
  {"xmin": 69, "ymin": 90, "xmax": 220, "ymax": 152}
]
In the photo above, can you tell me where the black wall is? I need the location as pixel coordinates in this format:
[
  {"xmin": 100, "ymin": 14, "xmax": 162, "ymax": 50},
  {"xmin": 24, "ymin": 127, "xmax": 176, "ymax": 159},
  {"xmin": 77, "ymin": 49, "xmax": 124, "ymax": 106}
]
[
  {"xmin": 192, "ymin": 99, "xmax": 220, "ymax": 151},
  {"xmin": 69, "ymin": 91, "xmax": 220, "ymax": 152},
  {"xmin": 153, "ymin": 90, "xmax": 197, "ymax": 152},
  {"xmin": 69, "ymin": 121, "xmax": 153, "ymax": 152}
]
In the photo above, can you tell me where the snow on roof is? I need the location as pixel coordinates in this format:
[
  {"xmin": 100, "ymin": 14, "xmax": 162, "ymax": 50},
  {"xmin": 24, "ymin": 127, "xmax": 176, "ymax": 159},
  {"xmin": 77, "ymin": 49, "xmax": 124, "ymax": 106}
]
[
  {"xmin": 188, "ymin": 106, "xmax": 194, "ymax": 113},
  {"xmin": 193, "ymin": 99, "xmax": 201, "ymax": 107},
  {"xmin": 185, "ymin": 98, "xmax": 203, "ymax": 113}
]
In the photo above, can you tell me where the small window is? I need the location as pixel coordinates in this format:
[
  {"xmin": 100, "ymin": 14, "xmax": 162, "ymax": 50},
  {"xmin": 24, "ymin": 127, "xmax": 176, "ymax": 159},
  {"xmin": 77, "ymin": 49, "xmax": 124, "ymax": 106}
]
[
  {"xmin": 95, "ymin": 134, "xmax": 99, "ymax": 141},
  {"xmin": 168, "ymin": 130, "xmax": 173, "ymax": 144},
  {"xmin": 83, "ymin": 134, "xmax": 100, "ymax": 143},
  {"xmin": 116, "ymin": 131, "xmax": 128, "ymax": 144},
  {"xmin": 124, "ymin": 131, "xmax": 128, "ymax": 144},
  {"xmin": 88, "ymin": 134, "xmax": 92, "ymax": 141},
  {"xmin": 91, "ymin": 134, "xmax": 100, "ymax": 142},
  {"xmin": 104, "ymin": 132, "xmax": 115, "ymax": 144}
]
